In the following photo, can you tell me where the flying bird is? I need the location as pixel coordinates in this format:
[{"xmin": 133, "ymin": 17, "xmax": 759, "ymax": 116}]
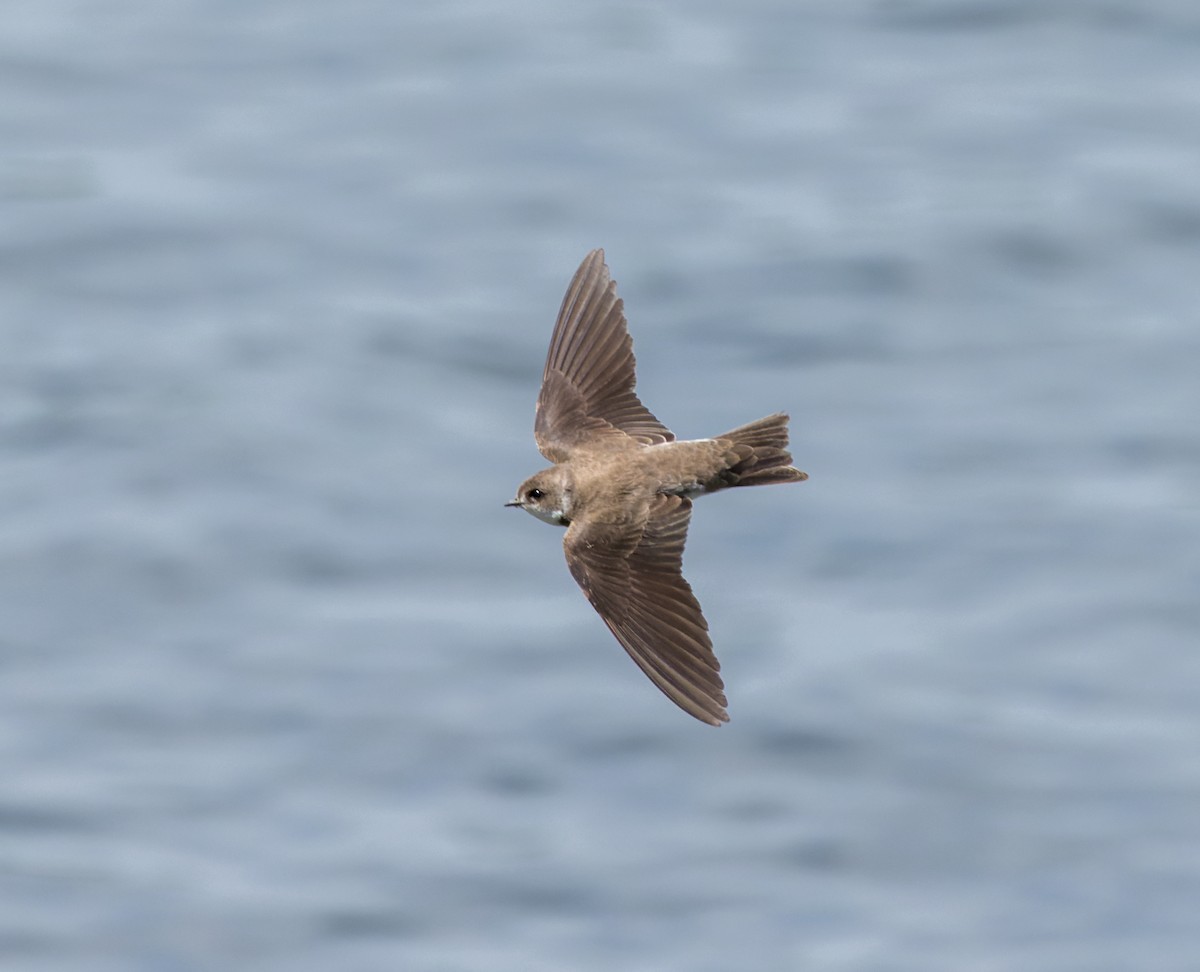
[{"xmin": 507, "ymin": 249, "xmax": 807, "ymax": 725}]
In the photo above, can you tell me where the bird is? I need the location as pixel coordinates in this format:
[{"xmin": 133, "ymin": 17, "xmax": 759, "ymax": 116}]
[{"xmin": 506, "ymin": 249, "xmax": 807, "ymax": 725}]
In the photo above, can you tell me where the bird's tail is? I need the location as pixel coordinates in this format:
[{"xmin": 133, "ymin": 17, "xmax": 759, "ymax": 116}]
[{"xmin": 715, "ymin": 413, "xmax": 808, "ymax": 487}]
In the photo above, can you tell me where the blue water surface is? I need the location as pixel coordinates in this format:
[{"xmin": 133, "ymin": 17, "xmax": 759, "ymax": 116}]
[{"xmin": 2, "ymin": 3, "xmax": 1198, "ymax": 970}]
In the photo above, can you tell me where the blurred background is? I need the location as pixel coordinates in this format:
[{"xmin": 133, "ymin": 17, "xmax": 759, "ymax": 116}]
[{"xmin": 2, "ymin": 2, "xmax": 1198, "ymax": 970}]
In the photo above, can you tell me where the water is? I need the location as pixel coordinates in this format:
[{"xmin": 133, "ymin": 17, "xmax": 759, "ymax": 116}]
[{"xmin": 2, "ymin": 2, "xmax": 1198, "ymax": 969}]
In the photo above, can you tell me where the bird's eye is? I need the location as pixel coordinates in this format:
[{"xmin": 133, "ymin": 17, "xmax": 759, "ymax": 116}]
[{"xmin": 527, "ymin": 488, "xmax": 544, "ymax": 501}]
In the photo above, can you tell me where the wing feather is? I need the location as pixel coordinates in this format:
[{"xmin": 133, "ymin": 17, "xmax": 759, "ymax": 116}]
[
  {"xmin": 563, "ymin": 494, "xmax": 728, "ymax": 726},
  {"xmin": 535, "ymin": 250, "xmax": 675, "ymax": 462}
]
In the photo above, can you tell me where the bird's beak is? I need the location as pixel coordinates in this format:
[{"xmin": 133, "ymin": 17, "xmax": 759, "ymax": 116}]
[{"xmin": 504, "ymin": 500, "xmax": 521, "ymax": 508}]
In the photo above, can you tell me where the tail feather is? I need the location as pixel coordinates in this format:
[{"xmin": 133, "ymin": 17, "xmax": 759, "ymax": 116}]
[{"xmin": 715, "ymin": 413, "xmax": 808, "ymax": 487}]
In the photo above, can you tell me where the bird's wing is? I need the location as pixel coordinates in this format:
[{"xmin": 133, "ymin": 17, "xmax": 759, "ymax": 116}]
[
  {"xmin": 563, "ymin": 494, "xmax": 727, "ymax": 725},
  {"xmin": 534, "ymin": 249, "xmax": 675, "ymax": 463}
]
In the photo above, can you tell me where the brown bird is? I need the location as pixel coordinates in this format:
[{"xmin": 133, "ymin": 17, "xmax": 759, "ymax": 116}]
[{"xmin": 507, "ymin": 249, "xmax": 807, "ymax": 725}]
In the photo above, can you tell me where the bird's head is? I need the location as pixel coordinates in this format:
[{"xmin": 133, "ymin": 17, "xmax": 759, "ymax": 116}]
[{"xmin": 506, "ymin": 467, "xmax": 572, "ymax": 526}]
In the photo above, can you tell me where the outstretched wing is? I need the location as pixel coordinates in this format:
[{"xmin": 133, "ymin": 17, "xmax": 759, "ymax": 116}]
[
  {"xmin": 535, "ymin": 249, "xmax": 674, "ymax": 463},
  {"xmin": 563, "ymin": 494, "xmax": 728, "ymax": 725}
]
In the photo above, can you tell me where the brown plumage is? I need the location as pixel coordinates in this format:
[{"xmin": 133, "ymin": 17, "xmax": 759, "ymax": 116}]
[{"xmin": 507, "ymin": 249, "xmax": 807, "ymax": 725}]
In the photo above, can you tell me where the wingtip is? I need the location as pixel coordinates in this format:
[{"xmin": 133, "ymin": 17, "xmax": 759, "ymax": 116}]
[{"xmin": 580, "ymin": 247, "xmax": 606, "ymax": 272}]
